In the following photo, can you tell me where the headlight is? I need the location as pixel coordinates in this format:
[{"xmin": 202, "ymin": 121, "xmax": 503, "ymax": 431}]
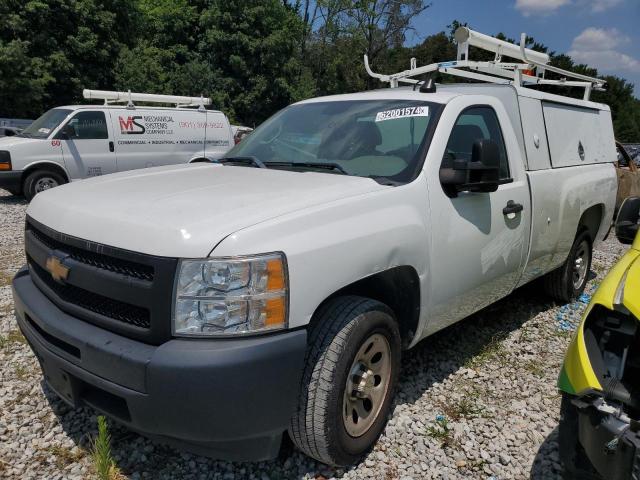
[{"xmin": 173, "ymin": 252, "xmax": 288, "ymax": 337}]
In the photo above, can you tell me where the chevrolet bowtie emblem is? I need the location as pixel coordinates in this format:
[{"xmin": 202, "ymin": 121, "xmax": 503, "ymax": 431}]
[{"xmin": 45, "ymin": 255, "xmax": 70, "ymax": 283}]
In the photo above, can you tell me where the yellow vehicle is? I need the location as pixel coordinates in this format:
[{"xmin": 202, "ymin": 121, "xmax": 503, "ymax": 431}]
[{"xmin": 559, "ymin": 196, "xmax": 640, "ymax": 479}]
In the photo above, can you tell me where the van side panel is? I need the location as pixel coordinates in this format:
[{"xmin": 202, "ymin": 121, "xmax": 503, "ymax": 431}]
[
  {"xmin": 519, "ymin": 97, "xmax": 551, "ymax": 171},
  {"xmin": 543, "ymin": 103, "xmax": 616, "ymax": 168},
  {"xmin": 112, "ymin": 108, "xmax": 207, "ymax": 170},
  {"xmin": 203, "ymin": 111, "xmax": 233, "ymax": 161},
  {"xmin": 517, "ymin": 163, "xmax": 617, "ymax": 287}
]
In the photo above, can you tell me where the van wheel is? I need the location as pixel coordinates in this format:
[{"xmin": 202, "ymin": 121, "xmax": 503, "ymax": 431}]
[
  {"xmin": 23, "ymin": 170, "xmax": 66, "ymax": 201},
  {"xmin": 559, "ymin": 394, "xmax": 601, "ymax": 479},
  {"xmin": 289, "ymin": 296, "xmax": 401, "ymax": 466},
  {"xmin": 544, "ymin": 229, "xmax": 592, "ymax": 303}
]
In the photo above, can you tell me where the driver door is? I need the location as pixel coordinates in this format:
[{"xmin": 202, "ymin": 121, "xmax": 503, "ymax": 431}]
[
  {"xmin": 56, "ymin": 110, "xmax": 117, "ymax": 180},
  {"xmin": 424, "ymin": 100, "xmax": 531, "ymax": 335}
]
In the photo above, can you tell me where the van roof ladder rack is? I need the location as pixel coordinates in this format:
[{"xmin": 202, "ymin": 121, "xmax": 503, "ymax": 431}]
[
  {"xmin": 364, "ymin": 27, "xmax": 606, "ymax": 101},
  {"xmin": 83, "ymin": 89, "xmax": 212, "ymax": 110}
]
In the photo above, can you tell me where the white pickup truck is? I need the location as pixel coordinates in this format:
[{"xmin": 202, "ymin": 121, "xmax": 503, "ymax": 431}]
[{"xmin": 12, "ymin": 30, "xmax": 617, "ymax": 466}]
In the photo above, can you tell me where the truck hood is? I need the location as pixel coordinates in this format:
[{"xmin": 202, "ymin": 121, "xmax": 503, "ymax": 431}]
[
  {"xmin": 0, "ymin": 136, "xmax": 40, "ymax": 148},
  {"xmin": 27, "ymin": 163, "xmax": 386, "ymax": 257}
]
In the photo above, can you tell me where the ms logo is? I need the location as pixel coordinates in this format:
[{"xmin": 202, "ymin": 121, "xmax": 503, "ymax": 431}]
[{"xmin": 118, "ymin": 116, "xmax": 145, "ymax": 135}]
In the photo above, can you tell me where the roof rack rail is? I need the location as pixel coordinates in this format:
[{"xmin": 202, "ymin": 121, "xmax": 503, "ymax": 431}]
[
  {"xmin": 83, "ymin": 89, "xmax": 212, "ymax": 110},
  {"xmin": 364, "ymin": 27, "xmax": 606, "ymax": 101}
]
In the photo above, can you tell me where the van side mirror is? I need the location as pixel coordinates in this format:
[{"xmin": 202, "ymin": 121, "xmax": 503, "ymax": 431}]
[
  {"xmin": 440, "ymin": 139, "xmax": 500, "ymax": 195},
  {"xmin": 56, "ymin": 123, "xmax": 76, "ymax": 140},
  {"xmin": 616, "ymin": 196, "xmax": 640, "ymax": 245}
]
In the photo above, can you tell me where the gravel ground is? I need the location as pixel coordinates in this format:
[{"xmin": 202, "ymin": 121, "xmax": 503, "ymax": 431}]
[{"xmin": 0, "ymin": 188, "xmax": 628, "ymax": 480}]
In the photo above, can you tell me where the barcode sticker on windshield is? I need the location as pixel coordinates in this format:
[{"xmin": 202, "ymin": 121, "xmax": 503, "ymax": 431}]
[{"xmin": 375, "ymin": 106, "xmax": 429, "ymax": 122}]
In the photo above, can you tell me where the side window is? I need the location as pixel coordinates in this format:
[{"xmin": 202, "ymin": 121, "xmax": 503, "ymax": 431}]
[
  {"xmin": 66, "ymin": 111, "xmax": 108, "ymax": 140},
  {"xmin": 442, "ymin": 106, "xmax": 510, "ymax": 180}
]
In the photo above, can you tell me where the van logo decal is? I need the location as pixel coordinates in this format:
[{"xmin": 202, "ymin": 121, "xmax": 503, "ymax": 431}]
[
  {"xmin": 45, "ymin": 254, "xmax": 70, "ymax": 284},
  {"xmin": 119, "ymin": 116, "xmax": 146, "ymax": 135},
  {"xmin": 51, "ymin": 140, "xmax": 61, "ymax": 147}
]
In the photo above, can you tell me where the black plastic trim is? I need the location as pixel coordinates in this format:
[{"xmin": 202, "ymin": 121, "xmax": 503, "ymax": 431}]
[
  {"xmin": 0, "ymin": 170, "xmax": 22, "ymax": 189},
  {"xmin": 25, "ymin": 216, "xmax": 178, "ymax": 344}
]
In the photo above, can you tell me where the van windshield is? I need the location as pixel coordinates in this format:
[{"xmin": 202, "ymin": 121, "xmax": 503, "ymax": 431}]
[
  {"xmin": 227, "ymin": 100, "xmax": 440, "ymax": 183},
  {"xmin": 19, "ymin": 109, "xmax": 72, "ymax": 139}
]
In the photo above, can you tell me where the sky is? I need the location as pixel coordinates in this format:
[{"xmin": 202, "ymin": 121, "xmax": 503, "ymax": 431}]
[{"xmin": 407, "ymin": 0, "xmax": 640, "ymax": 96}]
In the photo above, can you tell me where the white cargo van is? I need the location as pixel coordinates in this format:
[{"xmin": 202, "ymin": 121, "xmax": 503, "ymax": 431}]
[
  {"xmin": 13, "ymin": 30, "xmax": 618, "ymax": 465},
  {"xmin": 0, "ymin": 90, "xmax": 233, "ymax": 199}
]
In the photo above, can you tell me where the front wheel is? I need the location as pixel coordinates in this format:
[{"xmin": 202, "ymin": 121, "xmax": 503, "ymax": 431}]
[
  {"xmin": 544, "ymin": 229, "xmax": 592, "ymax": 303},
  {"xmin": 289, "ymin": 296, "xmax": 401, "ymax": 466},
  {"xmin": 23, "ymin": 169, "xmax": 66, "ymax": 201}
]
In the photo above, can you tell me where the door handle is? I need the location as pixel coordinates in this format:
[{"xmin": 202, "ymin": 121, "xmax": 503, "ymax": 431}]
[
  {"xmin": 503, "ymin": 200, "xmax": 524, "ymax": 215},
  {"xmin": 108, "ymin": 141, "xmax": 114, "ymax": 152}
]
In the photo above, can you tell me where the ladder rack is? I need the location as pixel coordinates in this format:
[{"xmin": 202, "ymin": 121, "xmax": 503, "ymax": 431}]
[
  {"xmin": 83, "ymin": 89, "xmax": 212, "ymax": 110},
  {"xmin": 364, "ymin": 27, "xmax": 606, "ymax": 101}
]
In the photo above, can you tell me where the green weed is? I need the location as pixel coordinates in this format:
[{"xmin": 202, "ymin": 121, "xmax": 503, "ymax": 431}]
[
  {"xmin": 425, "ymin": 415, "xmax": 456, "ymax": 447},
  {"xmin": 91, "ymin": 416, "xmax": 122, "ymax": 480}
]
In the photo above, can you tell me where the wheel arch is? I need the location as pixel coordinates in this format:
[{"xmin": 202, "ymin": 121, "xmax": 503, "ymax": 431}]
[
  {"xmin": 21, "ymin": 161, "xmax": 70, "ymax": 187},
  {"xmin": 312, "ymin": 266, "xmax": 421, "ymax": 349},
  {"xmin": 578, "ymin": 203, "xmax": 605, "ymax": 243}
]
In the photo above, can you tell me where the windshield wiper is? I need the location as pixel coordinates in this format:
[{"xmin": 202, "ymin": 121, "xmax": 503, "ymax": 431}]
[
  {"xmin": 266, "ymin": 161, "xmax": 347, "ymax": 175},
  {"xmin": 369, "ymin": 176, "xmax": 400, "ymax": 186},
  {"xmin": 218, "ymin": 156, "xmax": 266, "ymax": 168}
]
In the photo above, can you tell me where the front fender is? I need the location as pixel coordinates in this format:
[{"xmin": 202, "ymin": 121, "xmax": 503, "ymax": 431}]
[
  {"xmin": 211, "ymin": 176, "xmax": 431, "ymax": 331},
  {"xmin": 559, "ymin": 248, "xmax": 640, "ymax": 395}
]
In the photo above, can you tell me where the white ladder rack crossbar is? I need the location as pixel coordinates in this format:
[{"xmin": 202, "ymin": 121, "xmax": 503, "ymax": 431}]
[
  {"xmin": 364, "ymin": 27, "xmax": 606, "ymax": 101},
  {"xmin": 83, "ymin": 89, "xmax": 212, "ymax": 109}
]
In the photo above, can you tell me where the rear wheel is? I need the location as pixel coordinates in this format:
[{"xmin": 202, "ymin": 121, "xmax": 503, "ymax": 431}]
[
  {"xmin": 544, "ymin": 229, "xmax": 592, "ymax": 303},
  {"xmin": 289, "ymin": 296, "xmax": 401, "ymax": 466},
  {"xmin": 23, "ymin": 169, "xmax": 66, "ymax": 201}
]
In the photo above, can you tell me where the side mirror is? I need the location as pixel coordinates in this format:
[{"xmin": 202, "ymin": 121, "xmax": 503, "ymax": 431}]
[
  {"xmin": 616, "ymin": 196, "xmax": 640, "ymax": 245},
  {"xmin": 440, "ymin": 139, "xmax": 501, "ymax": 195},
  {"xmin": 57, "ymin": 123, "xmax": 76, "ymax": 140}
]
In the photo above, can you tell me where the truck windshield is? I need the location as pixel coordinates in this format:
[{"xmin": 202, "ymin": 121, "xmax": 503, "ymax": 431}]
[
  {"xmin": 19, "ymin": 108, "xmax": 72, "ymax": 139},
  {"xmin": 227, "ymin": 100, "xmax": 440, "ymax": 183}
]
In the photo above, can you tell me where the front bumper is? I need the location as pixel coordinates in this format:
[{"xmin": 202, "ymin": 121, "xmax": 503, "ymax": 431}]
[
  {"xmin": 0, "ymin": 170, "xmax": 21, "ymax": 191},
  {"xmin": 574, "ymin": 395, "xmax": 640, "ymax": 480},
  {"xmin": 12, "ymin": 267, "xmax": 307, "ymax": 461}
]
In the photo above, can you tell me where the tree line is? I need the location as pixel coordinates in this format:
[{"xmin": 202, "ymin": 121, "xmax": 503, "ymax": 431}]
[{"xmin": 1, "ymin": 0, "xmax": 638, "ymax": 141}]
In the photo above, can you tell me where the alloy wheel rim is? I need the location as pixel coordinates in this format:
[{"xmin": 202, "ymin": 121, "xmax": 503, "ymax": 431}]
[
  {"xmin": 343, "ymin": 333, "xmax": 392, "ymax": 437},
  {"xmin": 572, "ymin": 240, "xmax": 589, "ymax": 290}
]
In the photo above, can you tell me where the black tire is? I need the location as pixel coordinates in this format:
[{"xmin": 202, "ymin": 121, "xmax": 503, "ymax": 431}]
[
  {"xmin": 559, "ymin": 394, "xmax": 601, "ymax": 479},
  {"xmin": 289, "ymin": 296, "xmax": 401, "ymax": 466},
  {"xmin": 544, "ymin": 229, "xmax": 592, "ymax": 303},
  {"xmin": 23, "ymin": 169, "xmax": 66, "ymax": 201}
]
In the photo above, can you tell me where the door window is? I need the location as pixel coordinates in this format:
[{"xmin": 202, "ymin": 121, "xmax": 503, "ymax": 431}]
[
  {"xmin": 66, "ymin": 111, "xmax": 108, "ymax": 140},
  {"xmin": 442, "ymin": 106, "xmax": 510, "ymax": 180}
]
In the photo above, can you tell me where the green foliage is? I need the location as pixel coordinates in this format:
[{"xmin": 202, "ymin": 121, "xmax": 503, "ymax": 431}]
[
  {"xmin": 425, "ymin": 415, "xmax": 456, "ymax": 447},
  {"xmin": 0, "ymin": 0, "xmax": 137, "ymax": 117},
  {"xmin": 0, "ymin": 1, "xmax": 638, "ymax": 140},
  {"xmin": 91, "ymin": 416, "xmax": 116, "ymax": 480}
]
